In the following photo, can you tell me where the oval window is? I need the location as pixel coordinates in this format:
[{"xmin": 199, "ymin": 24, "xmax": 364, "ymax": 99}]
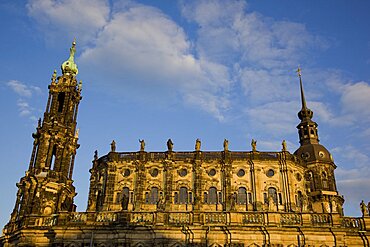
[
  {"xmin": 266, "ymin": 169, "xmax": 275, "ymax": 177},
  {"xmin": 237, "ymin": 169, "xmax": 245, "ymax": 177},
  {"xmin": 208, "ymin": 169, "xmax": 216, "ymax": 176},
  {"xmin": 151, "ymin": 168, "xmax": 159, "ymax": 177}
]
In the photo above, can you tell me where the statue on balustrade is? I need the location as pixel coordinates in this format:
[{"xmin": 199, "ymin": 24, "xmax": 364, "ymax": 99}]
[
  {"xmin": 139, "ymin": 139, "xmax": 145, "ymax": 152},
  {"xmin": 195, "ymin": 139, "xmax": 201, "ymax": 151},
  {"xmin": 251, "ymin": 139, "xmax": 257, "ymax": 152},
  {"xmin": 110, "ymin": 140, "xmax": 116, "ymax": 152},
  {"xmin": 167, "ymin": 139, "xmax": 173, "ymax": 152},
  {"xmin": 360, "ymin": 200, "xmax": 367, "ymax": 217}
]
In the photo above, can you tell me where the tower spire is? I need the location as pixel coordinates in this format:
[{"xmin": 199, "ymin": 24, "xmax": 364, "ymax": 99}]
[
  {"xmin": 297, "ymin": 67, "xmax": 307, "ymax": 110},
  {"xmin": 297, "ymin": 67, "xmax": 313, "ymax": 121}
]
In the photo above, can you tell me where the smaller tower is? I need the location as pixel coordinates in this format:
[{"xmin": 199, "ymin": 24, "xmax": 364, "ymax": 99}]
[
  {"xmin": 294, "ymin": 68, "xmax": 344, "ymax": 214},
  {"xmin": 6, "ymin": 41, "xmax": 82, "ymax": 231}
]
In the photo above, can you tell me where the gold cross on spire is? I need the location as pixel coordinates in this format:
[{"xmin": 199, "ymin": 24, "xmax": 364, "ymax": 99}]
[{"xmin": 296, "ymin": 66, "xmax": 302, "ymax": 78}]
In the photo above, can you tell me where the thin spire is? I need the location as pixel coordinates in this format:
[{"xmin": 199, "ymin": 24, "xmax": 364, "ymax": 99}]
[
  {"xmin": 296, "ymin": 66, "xmax": 313, "ymax": 121},
  {"xmin": 297, "ymin": 66, "xmax": 307, "ymax": 111}
]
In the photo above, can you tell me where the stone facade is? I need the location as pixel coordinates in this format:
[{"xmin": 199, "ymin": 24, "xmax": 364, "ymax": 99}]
[{"xmin": 1, "ymin": 42, "xmax": 370, "ymax": 246}]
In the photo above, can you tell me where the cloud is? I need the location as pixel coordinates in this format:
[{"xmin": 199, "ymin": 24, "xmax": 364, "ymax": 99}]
[
  {"xmin": 180, "ymin": 0, "xmax": 327, "ymax": 118},
  {"xmin": 340, "ymin": 81, "xmax": 370, "ymax": 122},
  {"xmin": 26, "ymin": 0, "xmax": 368, "ymax": 133},
  {"xmin": 17, "ymin": 99, "xmax": 32, "ymax": 116},
  {"xmin": 245, "ymin": 101, "xmax": 298, "ymax": 136},
  {"xmin": 6, "ymin": 80, "xmax": 42, "ymax": 120},
  {"xmin": 78, "ymin": 3, "xmax": 232, "ymax": 120},
  {"xmin": 332, "ymin": 146, "xmax": 370, "ymax": 215},
  {"xmin": 27, "ymin": 0, "xmax": 110, "ymax": 44},
  {"xmin": 7, "ymin": 80, "xmax": 33, "ymax": 97}
]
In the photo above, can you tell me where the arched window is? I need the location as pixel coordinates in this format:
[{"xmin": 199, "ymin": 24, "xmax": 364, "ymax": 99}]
[
  {"xmin": 179, "ymin": 187, "xmax": 188, "ymax": 204},
  {"xmin": 121, "ymin": 187, "xmax": 130, "ymax": 210},
  {"xmin": 322, "ymin": 171, "xmax": 328, "ymax": 189},
  {"xmin": 57, "ymin": 92, "xmax": 65, "ymax": 113},
  {"xmin": 268, "ymin": 187, "xmax": 278, "ymax": 205},
  {"xmin": 237, "ymin": 187, "xmax": 247, "ymax": 205},
  {"xmin": 208, "ymin": 187, "xmax": 217, "ymax": 204},
  {"xmin": 145, "ymin": 192, "xmax": 149, "ymax": 204},
  {"xmin": 122, "ymin": 187, "xmax": 129, "ymax": 200},
  {"xmin": 50, "ymin": 145, "xmax": 57, "ymax": 170},
  {"xmin": 149, "ymin": 187, "xmax": 158, "ymax": 204}
]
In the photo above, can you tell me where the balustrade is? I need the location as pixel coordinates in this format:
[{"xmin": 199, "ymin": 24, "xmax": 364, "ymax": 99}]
[
  {"xmin": 204, "ymin": 212, "xmax": 227, "ymax": 224},
  {"xmin": 311, "ymin": 214, "xmax": 331, "ymax": 226},
  {"xmin": 341, "ymin": 217, "xmax": 363, "ymax": 230},
  {"xmin": 280, "ymin": 213, "xmax": 301, "ymax": 225},
  {"xmin": 168, "ymin": 212, "xmax": 191, "ymax": 225},
  {"xmin": 242, "ymin": 213, "xmax": 264, "ymax": 225}
]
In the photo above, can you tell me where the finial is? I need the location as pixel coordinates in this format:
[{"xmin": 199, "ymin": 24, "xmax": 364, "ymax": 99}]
[
  {"xmin": 61, "ymin": 39, "xmax": 78, "ymax": 76},
  {"xmin": 78, "ymin": 80, "xmax": 82, "ymax": 92},
  {"xmin": 94, "ymin": 150, "xmax": 98, "ymax": 160},
  {"xmin": 51, "ymin": 70, "xmax": 57, "ymax": 83},
  {"xmin": 37, "ymin": 118, "xmax": 41, "ymax": 128},
  {"xmin": 296, "ymin": 66, "xmax": 302, "ymax": 78}
]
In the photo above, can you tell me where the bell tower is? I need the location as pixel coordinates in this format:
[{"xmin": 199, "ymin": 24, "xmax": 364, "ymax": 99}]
[
  {"xmin": 294, "ymin": 68, "xmax": 344, "ymax": 214},
  {"xmin": 7, "ymin": 41, "xmax": 82, "ymax": 225}
]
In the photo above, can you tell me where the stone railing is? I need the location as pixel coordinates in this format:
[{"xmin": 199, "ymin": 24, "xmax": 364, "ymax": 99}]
[
  {"xmin": 168, "ymin": 212, "xmax": 192, "ymax": 225},
  {"xmin": 130, "ymin": 212, "xmax": 155, "ymax": 224},
  {"xmin": 69, "ymin": 212, "xmax": 88, "ymax": 223},
  {"xmin": 7, "ymin": 211, "xmax": 368, "ymax": 233},
  {"xmin": 96, "ymin": 212, "xmax": 118, "ymax": 222},
  {"xmin": 38, "ymin": 215, "xmax": 58, "ymax": 226},
  {"xmin": 311, "ymin": 214, "xmax": 332, "ymax": 226},
  {"xmin": 341, "ymin": 217, "xmax": 364, "ymax": 230},
  {"xmin": 242, "ymin": 212, "xmax": 264, "ymax": 225},
  {"xmin": 280, "ymin": 213, "xmax": 302, "ymax": 225},
  {"xmin": 204, "ymin": 212, "xmax": 227, "ymax": 224}
]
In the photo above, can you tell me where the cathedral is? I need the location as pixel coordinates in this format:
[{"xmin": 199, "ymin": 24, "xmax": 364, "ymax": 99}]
[{"xmin": 1, "ymin": 41, "xmax": 369, "ymax": 246}]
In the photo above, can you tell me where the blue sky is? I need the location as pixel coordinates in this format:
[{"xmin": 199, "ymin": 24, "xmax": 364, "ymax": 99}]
[{"xmin": 0, "ymin": 0, "xmax": 370, "ymax": 228}]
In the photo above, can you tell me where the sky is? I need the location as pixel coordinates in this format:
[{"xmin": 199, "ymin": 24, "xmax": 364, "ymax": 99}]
[{"xmin": 0, "ymin": 0, "xmax": 370, "ymax": 228}]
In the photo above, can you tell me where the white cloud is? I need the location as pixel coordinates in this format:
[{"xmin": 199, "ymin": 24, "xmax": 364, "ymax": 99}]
[
  {"xmin": 79, "ymin": 3, "xmax": 232, "ymax": 120},
  {"xmin": 340, "ymin": 81, "xmax": 370, "ymax": 122},
  {"xmin": 7, "ymin": 80, "xmax": 33, "ymax": 97},
  {"xmin": 332, "ymin": 146, "xmax": 370, "ymax": 215},
  {"xmin": 245, "ymin": 101, "xmax": 298, "ymax": 136},
  {"xmin": 6, "ymin": 80, "xmax": 42, "ymax": 120},
  {"xmin": 17, "ymin": 99, "xmax": 32, "ymax": 116},
  {"xmin": 27, "ymin": 0, "xmax": 110, "ymax": 44}
]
